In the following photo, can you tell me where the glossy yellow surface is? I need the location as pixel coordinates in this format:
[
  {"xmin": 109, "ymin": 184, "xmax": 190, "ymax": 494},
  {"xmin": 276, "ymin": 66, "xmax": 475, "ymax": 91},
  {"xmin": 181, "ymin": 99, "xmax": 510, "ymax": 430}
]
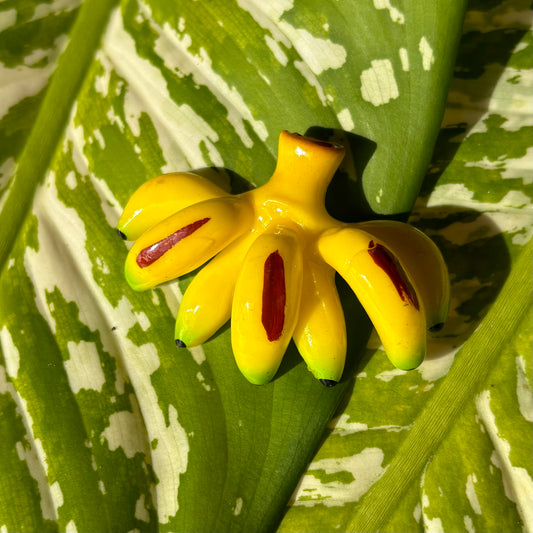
[
  {"xmin": 125, "ymin": 196, "xmax": 252, "ymax": 291},
  {"xmin": 292, "ymin": 259, "xmax": 346, "ymax": 382},
  {"xmin": 357, "ymin": 220, "xmax": 450, "ymax": 329},
  {"xmin": 119, "ymin": 130, "xmax": 450, "ymax": 384},
  {"xmin": 318, "ymin": 227, "xmax": 427, "ymax": 370},
  {"xmin": 231, "ymin": 231, "xmax": 303, "ymax": 385},
  {"xmin": 174, "ymin": 231, "xmax": 256, "ymax": 347},
  {"xmin": 117, "ymin": 172, "xmax": 230, "ymax": 240}
]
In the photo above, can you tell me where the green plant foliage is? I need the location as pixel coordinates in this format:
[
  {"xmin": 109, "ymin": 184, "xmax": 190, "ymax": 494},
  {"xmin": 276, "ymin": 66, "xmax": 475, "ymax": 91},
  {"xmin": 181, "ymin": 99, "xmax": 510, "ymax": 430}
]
[{"xmin": 0, "ymin": 0, "xmax": 531, "ymax": 532}]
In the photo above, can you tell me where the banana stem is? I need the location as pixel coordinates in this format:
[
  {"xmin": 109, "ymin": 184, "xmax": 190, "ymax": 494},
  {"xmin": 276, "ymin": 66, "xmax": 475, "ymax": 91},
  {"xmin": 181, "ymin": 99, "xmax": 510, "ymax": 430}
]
[{"xmin": 264, "ymin": 131, "xmax": 346, "ymax": 210}]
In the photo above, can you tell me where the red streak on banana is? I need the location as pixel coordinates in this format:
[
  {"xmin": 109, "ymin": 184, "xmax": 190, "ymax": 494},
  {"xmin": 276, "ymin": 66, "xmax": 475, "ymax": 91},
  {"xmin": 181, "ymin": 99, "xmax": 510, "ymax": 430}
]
[
  {"xmin": 367, "ymin": 240, "xmax": 419, "ymax": 310},
  {"xmin": 357, "ymin": 220, "xmax": 450, "ymax": 330},
  {"xmin": 262, "ymin": 250, "xmax": 286, "ymax": 342},
  {"xmin": 137, "ymin": 218, "xmax": 210, "ymax": 267},
  {"xmin": 232, "ymin": 231, "xmax": 302, "ymax": 385}
]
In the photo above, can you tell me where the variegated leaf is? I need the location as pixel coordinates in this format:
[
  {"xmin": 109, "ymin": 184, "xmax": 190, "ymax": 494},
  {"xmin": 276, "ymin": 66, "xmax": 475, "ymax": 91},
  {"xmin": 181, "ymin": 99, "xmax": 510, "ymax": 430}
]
[{"xmin": 1, "ymin": 0, "xmax": 531, "ymax": 532}]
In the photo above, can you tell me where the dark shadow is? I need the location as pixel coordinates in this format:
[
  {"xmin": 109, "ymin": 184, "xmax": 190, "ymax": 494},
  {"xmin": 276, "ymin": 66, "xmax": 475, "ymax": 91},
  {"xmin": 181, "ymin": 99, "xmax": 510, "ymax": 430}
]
[
  {"xmin": 227, "ymin": 169, "xmax": 256, "ymax": 195},
  {"xmin": 336, "ymin": 275, "xmax": 374, "ymax": 382},
  {"xmin": 191, "ymin": 166, "xmax": 254, "ymax": 195},
  {"xmin": 275, "ymin": 339, "xmax": 309, "ymax": 380},
  {"xmin": 420, "ymin": 5, "xmax": 532, "ymax": 196},
  {"xmin": 408, "ymin": 206, "xmax": 511, "ymax": 363}
]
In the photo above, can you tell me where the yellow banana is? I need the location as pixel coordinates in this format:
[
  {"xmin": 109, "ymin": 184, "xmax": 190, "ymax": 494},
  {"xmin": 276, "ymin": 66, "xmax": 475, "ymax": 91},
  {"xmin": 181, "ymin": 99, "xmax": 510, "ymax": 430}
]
[
  {"xmin": 292, "ymin": 258, "xmax": 346, "ymax": 385},
  {"xmin": 318, "ymin": 227, "xmax": 426, "ymax": 370},
  {"xmin": 231, "ymin": 230, "xmax": 303, "ymax": 385},
  {"xmin": 118, "ymin": 130, "xmax": 449, "ymax": 384},
  {"xmin": 117, "ymin": 172, "xmax": 231, "ymax": 241},
  {"xmin": 357, "ymin": 220, "xmax": 450, "ymax": 331},
  {"xmin": 231, "ymin": 228, "xmax": 302, "ymax": 385},
  {"xmin": 125, "ymin": 196, "xmax": 252, "ymax": 291},
  {"xmin": 174, "ymin": 231, "xmax": 256, "ymax": 347}
]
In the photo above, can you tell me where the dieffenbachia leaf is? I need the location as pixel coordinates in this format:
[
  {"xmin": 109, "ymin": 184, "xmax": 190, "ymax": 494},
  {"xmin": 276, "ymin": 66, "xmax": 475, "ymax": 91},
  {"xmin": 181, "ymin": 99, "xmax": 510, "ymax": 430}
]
[{"xmin": 1, "ymin": 0, "xmax": 530, "ymax": 532}]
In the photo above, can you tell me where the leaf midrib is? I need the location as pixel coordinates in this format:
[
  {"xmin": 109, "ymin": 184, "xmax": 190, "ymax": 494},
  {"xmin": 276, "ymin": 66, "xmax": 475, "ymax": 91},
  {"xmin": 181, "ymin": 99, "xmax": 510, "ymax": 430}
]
[{"xmin": 0, "ymin": 0, "xmax": 120, "ymax": 274}]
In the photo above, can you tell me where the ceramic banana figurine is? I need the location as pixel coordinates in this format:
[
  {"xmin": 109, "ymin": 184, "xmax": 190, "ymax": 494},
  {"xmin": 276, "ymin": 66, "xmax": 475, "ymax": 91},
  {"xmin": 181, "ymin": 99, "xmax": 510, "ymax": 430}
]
[{"xmin": 118, "ymin": 131, "xmax": 449, "ymax": 386}]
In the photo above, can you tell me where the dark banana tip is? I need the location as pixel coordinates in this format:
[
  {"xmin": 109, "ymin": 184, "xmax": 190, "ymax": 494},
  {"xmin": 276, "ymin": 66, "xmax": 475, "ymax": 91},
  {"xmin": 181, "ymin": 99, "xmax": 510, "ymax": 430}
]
[
  {"xmin": 175, "ymin": 339, "xmax": 187, "ymax": 348},
  {"xmin": 429, "ymin": 322, "xmax": 444, "ymax": 332},
  {"xmin": 117, "ymin": 229, "xmax": 127, "ymax": 240},
  {"xmin": 319, "ymin": 379, "xmax": 338, "ymax": 387}
]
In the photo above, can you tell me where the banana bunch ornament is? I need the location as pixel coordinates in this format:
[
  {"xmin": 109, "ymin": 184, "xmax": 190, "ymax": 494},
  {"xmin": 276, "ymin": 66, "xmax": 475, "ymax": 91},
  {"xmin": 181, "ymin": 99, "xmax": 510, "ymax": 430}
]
[{"xmin": 118, "ymin": 131, "xmax": 449, "ymax": 386}]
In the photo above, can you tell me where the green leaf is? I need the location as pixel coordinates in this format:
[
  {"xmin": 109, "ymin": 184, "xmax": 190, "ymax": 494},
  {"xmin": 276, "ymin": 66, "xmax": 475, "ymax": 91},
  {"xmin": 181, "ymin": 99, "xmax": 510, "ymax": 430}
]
[{"xmin": 1, "ymin": 1, "xmax": 531, "ymax": 533}]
